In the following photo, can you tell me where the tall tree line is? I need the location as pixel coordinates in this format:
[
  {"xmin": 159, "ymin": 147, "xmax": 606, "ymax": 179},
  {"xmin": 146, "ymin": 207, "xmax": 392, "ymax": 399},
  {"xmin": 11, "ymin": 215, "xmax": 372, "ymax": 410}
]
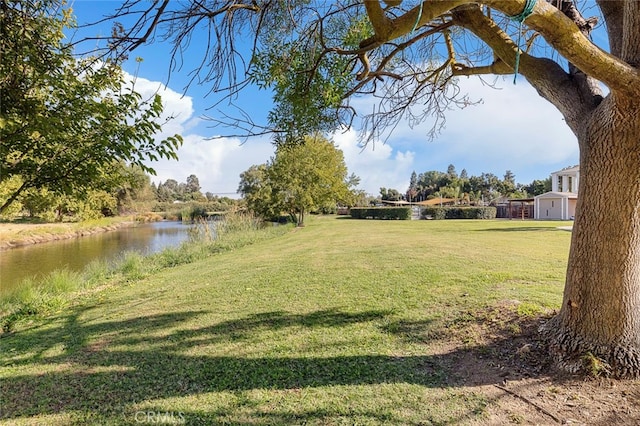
[{"xmin": 399, "ymin": 165, "xmax": 551, "ymax": 203}]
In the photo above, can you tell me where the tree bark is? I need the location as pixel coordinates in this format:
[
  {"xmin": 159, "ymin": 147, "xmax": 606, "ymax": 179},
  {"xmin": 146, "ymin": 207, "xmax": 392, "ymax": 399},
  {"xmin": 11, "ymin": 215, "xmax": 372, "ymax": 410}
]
[
  {"xmin": 0, "ymin": 181, "xmax": 28, "ymax": 215},
  {"xmin": 542, "ymin": 95, "xmax": 640, "ymax": 378}
]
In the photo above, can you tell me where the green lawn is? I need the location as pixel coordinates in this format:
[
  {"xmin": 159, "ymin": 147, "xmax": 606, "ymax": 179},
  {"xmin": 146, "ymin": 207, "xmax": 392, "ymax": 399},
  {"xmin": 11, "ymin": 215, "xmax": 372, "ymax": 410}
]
[{"xmin": 0, "ymin": 217, "xmax": 573, "ymax": 425}]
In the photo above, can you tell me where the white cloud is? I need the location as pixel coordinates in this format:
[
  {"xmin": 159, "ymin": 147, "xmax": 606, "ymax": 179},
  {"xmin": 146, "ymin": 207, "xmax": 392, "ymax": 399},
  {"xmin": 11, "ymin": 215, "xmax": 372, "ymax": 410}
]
[
  {"xmin": 333, "ymin": 128, "xmax": 415, "ymax": 195},
  {"xmin": 429, "ymin": 76, "xmax": 578, "ymax": 171},
  {"xmin": 334, "ymin": 76, "xmax": 579, "ymax": 192},
  {"xmin": 124, "ymin": 74, "xmax": 195, "ymax": 138},
  {"xmin": 150, "ymin": 136, "xmax": 274, "ymax": 196},
  {"xmin": 136, "ymin": 73, "xmax": 579, "ymax": 198},
  {"xmin": 123, "ymin": 73, "xmax": 275, "ymax": 196}
]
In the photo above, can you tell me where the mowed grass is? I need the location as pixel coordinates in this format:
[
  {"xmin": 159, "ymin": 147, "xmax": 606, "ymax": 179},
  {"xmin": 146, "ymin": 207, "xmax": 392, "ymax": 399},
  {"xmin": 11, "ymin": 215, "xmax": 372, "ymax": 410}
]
[{"xmin": 0, "ymin": 217, "xmax": 572, "ymax": 425}]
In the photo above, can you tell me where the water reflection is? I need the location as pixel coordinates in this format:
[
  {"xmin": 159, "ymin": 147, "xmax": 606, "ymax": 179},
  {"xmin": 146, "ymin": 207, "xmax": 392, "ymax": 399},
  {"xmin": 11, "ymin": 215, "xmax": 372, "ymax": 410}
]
[{"xmin": 0, "ymin": 221, "xmax": 191, "ymax": 294}]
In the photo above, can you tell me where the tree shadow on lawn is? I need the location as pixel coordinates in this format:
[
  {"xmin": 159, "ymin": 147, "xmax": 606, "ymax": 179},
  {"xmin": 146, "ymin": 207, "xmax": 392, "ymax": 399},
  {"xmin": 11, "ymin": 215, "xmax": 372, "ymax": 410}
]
[
  {"xmin": 0, "ymin": 305, "xmax": 575, "ymax": 424},
  {"xmin": 476, "ymin": 226, "xmax": 560, "ymax": 232}
]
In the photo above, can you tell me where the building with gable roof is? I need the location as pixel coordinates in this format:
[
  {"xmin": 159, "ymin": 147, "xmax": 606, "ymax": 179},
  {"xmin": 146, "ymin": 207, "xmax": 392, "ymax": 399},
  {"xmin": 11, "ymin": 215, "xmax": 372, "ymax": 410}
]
[{"xmin": 534, "ymin": 165, "xmax": 579, "ymax": 220}]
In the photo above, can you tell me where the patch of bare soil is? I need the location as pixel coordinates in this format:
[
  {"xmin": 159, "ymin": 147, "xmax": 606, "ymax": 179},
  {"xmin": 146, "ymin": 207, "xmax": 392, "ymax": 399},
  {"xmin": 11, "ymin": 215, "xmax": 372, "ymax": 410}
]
[{"xmin": 440, "ymin": 304, "xmax": 640, "ymax": 425}]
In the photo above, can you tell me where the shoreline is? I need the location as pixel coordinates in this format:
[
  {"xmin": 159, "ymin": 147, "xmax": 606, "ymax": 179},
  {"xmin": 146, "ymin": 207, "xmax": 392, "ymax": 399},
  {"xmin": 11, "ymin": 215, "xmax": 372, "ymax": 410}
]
[{"xmin": 0, "ymin": 219, "xmax": 137, "ymax": 251}]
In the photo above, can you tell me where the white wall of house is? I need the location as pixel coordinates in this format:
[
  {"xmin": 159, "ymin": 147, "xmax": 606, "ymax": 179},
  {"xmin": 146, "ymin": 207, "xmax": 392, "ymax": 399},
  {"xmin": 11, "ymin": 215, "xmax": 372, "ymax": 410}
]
[
  {"xmin": 537, "ymin": 197, "xmax": 563, "ymax": 219},
  {"xmin": 568, "ymin": 198, "xmax": 577, "ymax": 219},
  {"xmin": 534, "ymin": 192, "xmax": 577, "ymax": 220},
  {"xmin": 551, "ymin": 165, "xmax": 580, "ymax": 193}
]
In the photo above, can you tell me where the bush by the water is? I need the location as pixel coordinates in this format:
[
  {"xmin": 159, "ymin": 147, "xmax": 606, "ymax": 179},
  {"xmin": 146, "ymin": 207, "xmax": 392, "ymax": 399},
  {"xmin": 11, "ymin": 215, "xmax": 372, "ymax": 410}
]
[
  {"xmin": 421, "ymin": 206, "xmax": 497, "ymax": 220},
  {"xmin": 0, "ymin": 270, "xmax": 83, "ymax": 332},
  {"xmin": 153, "ymin": 201, "xmax": 232, "ymax": 221},
  {"xmin": 350, "ymin": 207, "xmax": 412, "ymax": 220}
]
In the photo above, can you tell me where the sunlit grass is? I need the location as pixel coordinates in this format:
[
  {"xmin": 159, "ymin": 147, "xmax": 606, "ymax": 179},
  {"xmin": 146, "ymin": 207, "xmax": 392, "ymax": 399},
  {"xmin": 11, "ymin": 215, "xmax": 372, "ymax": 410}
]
[
  {"xmin": 0, "ymin": 217, "xmax": 573, "ymax": 424},
  {"xmin": 0, "ymin": 212, "xmax": 291, "ymax": 333}
]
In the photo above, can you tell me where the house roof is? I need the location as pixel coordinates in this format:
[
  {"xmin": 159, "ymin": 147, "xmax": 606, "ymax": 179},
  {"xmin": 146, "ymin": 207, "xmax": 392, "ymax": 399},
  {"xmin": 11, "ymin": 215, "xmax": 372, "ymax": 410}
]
[
  {"xmin": 534, "ymin": 191, "xmax": 578, "ymax": 199},
  {"xmin": 551, "ymin": 165, "xmax": 580, "ymax": 175},
  {"xmin": 415, "ymin": 198, "xmax": 457, "ymax": 206},
  {"xmin": 380, "ymin": 200, "xmax": 411, "ymax": 205}
]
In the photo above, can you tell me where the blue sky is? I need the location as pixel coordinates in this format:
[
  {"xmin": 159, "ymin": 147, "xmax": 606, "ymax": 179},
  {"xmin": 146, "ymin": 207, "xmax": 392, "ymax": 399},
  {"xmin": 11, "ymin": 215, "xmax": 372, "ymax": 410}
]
[{"xmin": 69, "ymin": 1, "xmax": 580, "ymax": 197}]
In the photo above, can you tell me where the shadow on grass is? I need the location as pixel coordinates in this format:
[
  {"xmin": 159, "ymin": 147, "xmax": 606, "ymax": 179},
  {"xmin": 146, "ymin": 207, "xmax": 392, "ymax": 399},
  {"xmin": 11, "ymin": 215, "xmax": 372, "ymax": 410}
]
[
  {"xmin": 135, "ymin": 404, "xmax": 440, "ymax": 426},
  {"xmin": 477, "ymin": 226, "xmax": 560, "ymax": 232},
  {"xmin": 0, "ymin": 305, "xmax": 548, "ymax": 424}
]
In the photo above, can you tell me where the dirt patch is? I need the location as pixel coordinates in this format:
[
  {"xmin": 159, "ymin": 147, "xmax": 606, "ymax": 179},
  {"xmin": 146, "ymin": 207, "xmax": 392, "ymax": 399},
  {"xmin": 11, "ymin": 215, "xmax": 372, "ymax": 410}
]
[{"xmin": 440, "ymin": 304, "xmax": 640, "ymax": 425}]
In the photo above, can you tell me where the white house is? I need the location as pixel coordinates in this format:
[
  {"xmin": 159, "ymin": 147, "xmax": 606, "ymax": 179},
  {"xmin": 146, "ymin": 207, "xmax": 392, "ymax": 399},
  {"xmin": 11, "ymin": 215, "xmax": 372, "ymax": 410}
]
[
  {"xmin": 534, "ymin": 165, "xmax": 579, "ymax": 220},
  {"xmin": 551, "ymin": 165, "xmax": 580, "ymax": 193}
]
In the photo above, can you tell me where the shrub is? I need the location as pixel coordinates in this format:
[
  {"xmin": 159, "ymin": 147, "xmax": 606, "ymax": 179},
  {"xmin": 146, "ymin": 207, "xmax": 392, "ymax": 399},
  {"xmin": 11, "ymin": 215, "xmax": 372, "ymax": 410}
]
[
  {"xmin": 0, "ymin": 270, "xmax": 82, "ymax": 333},
  {"xmin": 420, "ymin": 207, "xmax": 446, "ymax": 220},
  {"xmin": 350, "ymin": 207, "xmax": 411, "ymax": 220},
  {"xmin": 421, "ymin": 207, "xmax": 497, "ymax": 220},
  {"xmin": 134, "ymin": 212, "xmax": 163, "ymax": 222},
  {"xmin": 117, "ymin": 251, "xmax": 150, "ymax": 281},
  {"xmin": 315, "ymin": 204, "xmax": 338, "ymax": 214}
]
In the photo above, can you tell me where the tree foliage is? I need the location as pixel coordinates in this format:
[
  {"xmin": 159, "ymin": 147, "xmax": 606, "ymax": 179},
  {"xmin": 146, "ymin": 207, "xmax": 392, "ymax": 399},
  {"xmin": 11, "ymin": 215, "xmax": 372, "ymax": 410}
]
[
  {"xmin": 379, "ymin": 187, "xmax": 403, "ymax": 202},
  {"xmin": 4, "ymin": 162, "xmax": 157, "ymax": 220},
  {"xmin": 114, "ymin": 164, "xmax": 158, "ymax": 214},
  {"xmin": 0, "ymin": 0, "xmax": 182, "ymax": 214},
  {"xmin": 239, "ymin": 135, "xmax": 355, "ymax": 225},
  {"xmin": 237, "ymin": 164, "xmax": 281, "ymax": 221},
  {"xmin": 402, "ymin": 165, "xmax": 535, "ymax": 204},
  {"xmin": 523, "ymin": 178, "xmax": 552, "ymax": 196},
  {"xmin": 155, "ymin": 175, "xmax": 205, "ymax": 203}
]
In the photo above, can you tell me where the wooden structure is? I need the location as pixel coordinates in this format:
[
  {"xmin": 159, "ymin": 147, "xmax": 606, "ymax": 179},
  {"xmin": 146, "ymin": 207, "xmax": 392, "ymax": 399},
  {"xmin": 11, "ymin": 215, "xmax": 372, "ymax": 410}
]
[{"xmin": 497, "ymin": 198, "xmax": 535, "ymax": 219}]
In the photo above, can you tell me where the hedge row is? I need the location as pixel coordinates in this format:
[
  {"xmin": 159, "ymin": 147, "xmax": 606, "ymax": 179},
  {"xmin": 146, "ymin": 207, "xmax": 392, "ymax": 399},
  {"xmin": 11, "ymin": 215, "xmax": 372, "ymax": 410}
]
[
  {"xmin": 350, "ymin": 207, "xmax": 412, "ymax": 220},
  {"xmin": 421, "ymin": 206, "xmax": 497, "ymax": 220}
]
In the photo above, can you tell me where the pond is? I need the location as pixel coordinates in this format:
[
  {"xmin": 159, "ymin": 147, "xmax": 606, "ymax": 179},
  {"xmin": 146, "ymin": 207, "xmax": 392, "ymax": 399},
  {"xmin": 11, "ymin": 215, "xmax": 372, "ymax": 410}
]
[{"xmin": 0, "ymin": 221, "xmax": 193, "ymax": 295}]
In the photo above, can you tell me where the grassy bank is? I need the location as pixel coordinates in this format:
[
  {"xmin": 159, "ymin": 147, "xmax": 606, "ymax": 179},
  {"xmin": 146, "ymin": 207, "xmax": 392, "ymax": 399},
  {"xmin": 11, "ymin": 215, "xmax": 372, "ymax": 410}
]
[
  {"xmin": 0, "ymin": 216, "xmax": 135, "ymax": 250},
  {"xmin": 0, "ymin": 214, "xmax": 289, "ymax": 332},
  {"xmin": 2, "ymin": 217, "xmax": 606, "ymax": 425}
]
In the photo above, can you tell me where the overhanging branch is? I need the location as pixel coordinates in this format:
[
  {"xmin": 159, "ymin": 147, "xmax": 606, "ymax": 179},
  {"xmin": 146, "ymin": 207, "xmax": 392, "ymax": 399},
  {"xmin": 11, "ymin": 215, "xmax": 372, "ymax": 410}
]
[
  {"xmin": 452, "ymin": 59, "xmax": 512, "ymax": 76},
  {"xmin": 486, "ymin": 0, "xmax": 640, "ymax": 97},
  {"xmin": 451, "ymin": 4, "xmax": 590, "ymax": 132}
]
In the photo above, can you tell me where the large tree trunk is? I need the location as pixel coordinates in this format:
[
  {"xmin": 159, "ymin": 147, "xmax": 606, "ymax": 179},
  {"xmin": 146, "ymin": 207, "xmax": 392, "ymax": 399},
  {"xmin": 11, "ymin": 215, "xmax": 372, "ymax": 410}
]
[{"xmin": 542, "ymin": 95, "xmax": 640, "ymax": 378}]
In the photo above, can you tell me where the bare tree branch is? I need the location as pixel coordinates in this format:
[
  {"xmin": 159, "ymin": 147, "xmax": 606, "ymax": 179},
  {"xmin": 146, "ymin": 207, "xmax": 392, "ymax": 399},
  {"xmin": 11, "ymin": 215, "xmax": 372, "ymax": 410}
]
[
  {"xmin": 70, "ymin": 0, "xmax": 638, "ymax": 142},
  {"xmin": 452, "ymin": 59, "xmax": 512, "ymax": 76},
  {"xmin": 451, "ymin": 5, "xmax": 592, "ymax": 134},
  {"xmin": 128, "ymin": 0, "xmax": 169, "ymax": 52},
  {"xmin": 500, "ymin": 0, "xmax": 640, "ymax": 97}
]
